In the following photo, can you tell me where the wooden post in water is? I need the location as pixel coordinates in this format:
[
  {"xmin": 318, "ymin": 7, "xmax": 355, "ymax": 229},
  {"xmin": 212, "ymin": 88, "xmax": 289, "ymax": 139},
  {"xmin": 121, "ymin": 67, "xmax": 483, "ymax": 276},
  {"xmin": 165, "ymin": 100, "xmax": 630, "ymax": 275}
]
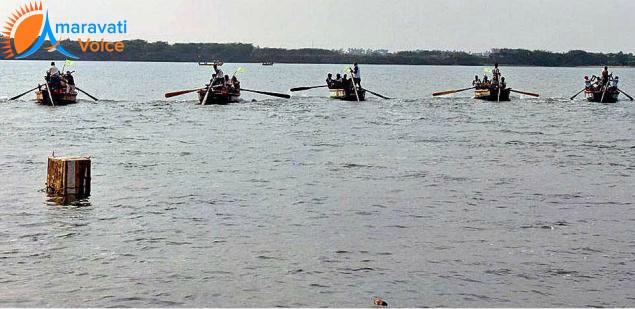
[{"xmin": 46, "ymin": 155, "xmax": 91, "ymax": 204}]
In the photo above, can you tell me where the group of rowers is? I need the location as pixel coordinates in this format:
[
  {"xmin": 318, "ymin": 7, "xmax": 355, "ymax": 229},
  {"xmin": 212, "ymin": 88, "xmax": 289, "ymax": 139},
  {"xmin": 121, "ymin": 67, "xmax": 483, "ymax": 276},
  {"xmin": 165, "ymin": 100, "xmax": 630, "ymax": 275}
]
[
  {"xmin": 325, "ymin": 63, "xmax": 362, "ymax": 91},
  {"xmin": 472, "ymin": 63, "xmax": 507, "ymax": 90},
  {"xmin": 585, "ymin": 66, "xmax": 619, "ymax": 90},
  {"xmin": 209, "ymin": 63, "xmax": 240, "ymax": 92},
  {"xmin": 45, "ymin": 62, "xmax": 76, "ymax": 93}
]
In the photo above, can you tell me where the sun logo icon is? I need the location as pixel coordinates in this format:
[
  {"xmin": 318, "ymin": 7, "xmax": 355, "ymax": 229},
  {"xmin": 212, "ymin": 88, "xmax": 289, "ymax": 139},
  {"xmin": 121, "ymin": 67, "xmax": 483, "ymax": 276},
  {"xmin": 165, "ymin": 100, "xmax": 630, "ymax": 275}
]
[{"xmin": 1, "ymin": 1, "xmax": 77, "ymax": 59}]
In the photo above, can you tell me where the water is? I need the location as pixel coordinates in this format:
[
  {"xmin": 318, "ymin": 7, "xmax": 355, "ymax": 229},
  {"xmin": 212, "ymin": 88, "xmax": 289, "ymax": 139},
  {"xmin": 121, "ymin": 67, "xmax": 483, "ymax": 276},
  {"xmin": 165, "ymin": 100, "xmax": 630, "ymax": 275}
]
[{"xmin": 0, "ymin": 61, "xmax": 634, "ymax": 307}]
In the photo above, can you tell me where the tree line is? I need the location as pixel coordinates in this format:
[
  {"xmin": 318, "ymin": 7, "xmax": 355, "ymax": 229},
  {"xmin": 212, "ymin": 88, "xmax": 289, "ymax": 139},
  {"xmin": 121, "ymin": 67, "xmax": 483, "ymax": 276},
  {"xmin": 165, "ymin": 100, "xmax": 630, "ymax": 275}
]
[{"xmin": 3, "ymin": 39, "xmax": 635, "ymax": 67}]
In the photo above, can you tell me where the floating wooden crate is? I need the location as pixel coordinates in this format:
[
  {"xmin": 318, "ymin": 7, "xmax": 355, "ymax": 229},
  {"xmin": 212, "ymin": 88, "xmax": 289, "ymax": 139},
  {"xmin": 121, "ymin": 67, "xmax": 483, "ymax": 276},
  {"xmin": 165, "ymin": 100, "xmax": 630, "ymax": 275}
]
[{"xmin": 47, "ymin": 156, "xmax": 91, "ymax": 204}]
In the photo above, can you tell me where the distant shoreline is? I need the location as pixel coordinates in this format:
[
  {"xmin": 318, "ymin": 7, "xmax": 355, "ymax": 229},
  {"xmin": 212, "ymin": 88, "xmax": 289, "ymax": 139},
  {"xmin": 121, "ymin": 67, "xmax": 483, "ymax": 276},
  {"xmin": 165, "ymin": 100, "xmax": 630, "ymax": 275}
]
[{"xmin": 1, "ymin": 39, "xmax": 634, "ymax": 67}]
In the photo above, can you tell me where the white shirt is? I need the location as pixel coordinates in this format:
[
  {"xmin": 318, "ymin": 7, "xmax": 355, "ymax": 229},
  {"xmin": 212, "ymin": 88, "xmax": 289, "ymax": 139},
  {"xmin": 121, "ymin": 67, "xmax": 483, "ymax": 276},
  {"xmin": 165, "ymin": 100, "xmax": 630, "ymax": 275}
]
[
  {"xmin": 353, "ymin": 66, "xmax": 361, "ymax": 79},
  {"xmin": 585, "ymin": 80, "xmax": 592, "ymax": 87},
  {"xmin": 611, "ymin": 79, "xmax": 619, "ymax": 87},
  {"xmin": 214, "ymin": 68, "xmax": 224, "ymax": 79},
  {"xmin": 48, "ymin": 66, "xmax": 59, "ymax": 76}
]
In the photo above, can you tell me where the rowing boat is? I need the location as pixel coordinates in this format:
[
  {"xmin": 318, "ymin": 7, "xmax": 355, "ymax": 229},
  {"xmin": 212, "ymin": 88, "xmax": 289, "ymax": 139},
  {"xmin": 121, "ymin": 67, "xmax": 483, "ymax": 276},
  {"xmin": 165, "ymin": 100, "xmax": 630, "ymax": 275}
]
[
  {"xmin": 474, "ymin": 87, "xmax": 510, "ymax": 101},
  {"xmin": 197, "ymin": 85, "xmax": 240, "ymax": 105},
  {"xmin": 585, "ymin": 87, "xmax": 619, "ymax": 103},
  {"xmin": 36, "ymin": 84, "xmax": 77, "ymax": 105},
  {"xmin": 329, "ymin": 88, "xmax": 366, "ymax": 101}
]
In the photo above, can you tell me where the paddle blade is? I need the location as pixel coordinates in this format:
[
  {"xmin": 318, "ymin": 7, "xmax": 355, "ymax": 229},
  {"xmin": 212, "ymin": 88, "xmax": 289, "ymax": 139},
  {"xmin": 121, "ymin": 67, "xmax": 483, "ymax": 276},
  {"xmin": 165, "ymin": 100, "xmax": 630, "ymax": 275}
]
[
  {"xmin": 432, "ymin": 86, "xmax": 474, "ymax": 97},
  {"xmin": 509, "ymin": 89, "xmax": 539, "ymax": 97},
  {"xmin": 362, "ymin": 88, "xmax": 392, "ymax": 100},
  {"xmin": 9, "ymin": 86, "xmax": 39, "ymax": 100},
  {"xmin": 76, "ymin": 87, "xmax": 99, "ymax": 101},
  {"xmin": 241, "ymin": 88, "xmax": 291, "ymax": 99},
  {"xmin": 165, "ymin": 88, "xmax": 201, "ymax": 98},
  {"xmin": 618, "ymin": 88, "xmax": 634, "ymax": 101},
  {"xmin": 290, "ymin": 85, "xmax": 327, "ymax": 92}
]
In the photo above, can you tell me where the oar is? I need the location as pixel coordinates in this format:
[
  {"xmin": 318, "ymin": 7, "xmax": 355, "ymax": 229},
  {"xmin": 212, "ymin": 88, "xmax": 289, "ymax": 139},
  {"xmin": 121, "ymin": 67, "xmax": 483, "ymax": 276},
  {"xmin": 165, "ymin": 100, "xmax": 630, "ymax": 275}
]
[
  {"xmin": 509, "ymin": 89, "xmax": 539, "ymax": 97},
  {"xmin": 165, "ymin": 88, "xmax": 204, "ymax": 98},
  {"xmin": 240, "ymin": 88, "xmax": 290, "ymax": 99},
  {"xmin": 617, "ymin": 88, "xmax": 634, "ymax": 101},
  {"xmin": 600, "ymin": 84, "xmax": 608, "ymax": 103},
  {"xmin": 76, "ymin": 87, "xmax": 98, "ymax": 101},
  {"xmin": 9, "ymin": 86, "xmax": 39, "ymax": 100},
  {"xmin": 290, "ymin": 85, "xmax": 328, "ymax": 92},
  {"xmin": 201, "ymin": 82, "xmax": 213, "ymax": 105},
  {"xmin": 43, "ymin": 78, "xmax": 55, "ymax": 106},
  {"xmin": 570, "ymin": 88, "xmax": 585, "ymax": 100},
  {"xmin": 362, "ymin": 88, "xmax": 392, "ymax": 100},
  {"xmin": 432, "ymin": 86, "xmax": 475, "ymax": 97}
]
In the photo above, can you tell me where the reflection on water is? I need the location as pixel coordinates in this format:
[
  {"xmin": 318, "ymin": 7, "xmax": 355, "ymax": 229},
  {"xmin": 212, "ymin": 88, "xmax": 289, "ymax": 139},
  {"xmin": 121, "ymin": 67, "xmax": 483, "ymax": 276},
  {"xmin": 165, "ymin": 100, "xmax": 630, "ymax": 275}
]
[{"xmin": 0, "ymin": 61, "xmax": 634, "ymax": 307}]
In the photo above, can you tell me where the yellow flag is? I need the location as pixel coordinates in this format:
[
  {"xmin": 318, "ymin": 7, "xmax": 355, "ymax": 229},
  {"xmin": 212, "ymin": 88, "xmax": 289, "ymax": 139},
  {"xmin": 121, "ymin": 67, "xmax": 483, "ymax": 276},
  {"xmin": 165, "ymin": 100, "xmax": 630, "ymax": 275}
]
[
  {"xmin": 234, "ymin": 67, "xmax": 246, "ymax": 75},
  {"xmin": 483, "ymin": 68, "xmax": 492, "ymax": 73},
  {"xmin": 65, "ymin": 59, "xmax": 74, "ymax": 66}
]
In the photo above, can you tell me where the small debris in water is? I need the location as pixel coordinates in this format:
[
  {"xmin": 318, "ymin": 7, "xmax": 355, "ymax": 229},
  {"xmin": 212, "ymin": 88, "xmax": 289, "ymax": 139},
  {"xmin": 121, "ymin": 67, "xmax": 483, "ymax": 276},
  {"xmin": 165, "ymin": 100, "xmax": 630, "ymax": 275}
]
[{"xmin": 373, "ymin": 296, "xmax": 387, "ymax": 307}]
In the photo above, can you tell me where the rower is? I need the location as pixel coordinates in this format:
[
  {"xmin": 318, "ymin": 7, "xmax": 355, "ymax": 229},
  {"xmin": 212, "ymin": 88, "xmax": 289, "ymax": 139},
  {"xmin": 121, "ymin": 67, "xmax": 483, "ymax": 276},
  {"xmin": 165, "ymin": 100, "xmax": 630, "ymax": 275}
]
[
  {"xmin": 224, "ymin": 75, "xmax": 231, "ymax": 88},
  {"xmin": 352, "ymin": 62, "xmax": 361, "ymax": 88},
  {"xmin": 472, "ymin": 75, "xmax": 481, "ymax": 86},
  {"xmin": 64, "ymin": 71, "xmax": 75, "ymax": 92},
  {"xmin": 611, "ymin": 76, "xmax": 619, "ymax": 89},
  {"xmin": 342, "ymin": 74, "xmax": 352, "ymax": 92},
  {"xmin": 584, "ymin": 76, "xmax": 592, "ymax": 89},
  {"xmin": 482, "ymin": 75, "xmax": 489, "ymax": 86},
  {"xmin": 500, "ymin": 77, "xmax": 506, "ymax": 89},
  {"xmin": 231, "ymin": 76, "xmax": 240, "ymax": 90},
  {"xmin": 326, "ymin": 73, "xmax": 333, "ymax": 88},
  {"xmin": 334, "ymin": 73, "xmax": 343, "ymax": 88}
]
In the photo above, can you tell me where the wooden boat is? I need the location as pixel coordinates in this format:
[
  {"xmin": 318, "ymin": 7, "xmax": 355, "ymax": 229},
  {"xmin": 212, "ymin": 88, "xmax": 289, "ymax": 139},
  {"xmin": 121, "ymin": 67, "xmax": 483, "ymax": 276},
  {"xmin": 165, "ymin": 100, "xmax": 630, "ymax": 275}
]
[
  {"xmin": 36, "ymin": 84, "xmax": 77, "ymax": 105},
  {"xmin": 585, "ymin": 87, "xmax": 619, "ymax": 103},
  {"xmin": 262, "ymin": 62, "xmax": 274, "ymax": 66},
  {"xmin": 474, "ymin": 86, "xmax": 510, "ymax": 101},
  {"xmin": 329, "ymin": 87, "xmax": 366, "ymax": 101},
  {"xmin": 197, "ymin": 85, "xmax": 240, "ymax": 105}
]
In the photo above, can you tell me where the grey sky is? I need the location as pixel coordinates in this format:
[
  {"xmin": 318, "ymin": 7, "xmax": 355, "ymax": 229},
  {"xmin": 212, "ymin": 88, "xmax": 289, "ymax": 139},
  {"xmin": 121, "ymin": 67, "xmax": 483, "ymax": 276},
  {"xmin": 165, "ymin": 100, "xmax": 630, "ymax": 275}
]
[{"xmin": 1, "ymin": 0, "xmax": 633, "ymax": 52}]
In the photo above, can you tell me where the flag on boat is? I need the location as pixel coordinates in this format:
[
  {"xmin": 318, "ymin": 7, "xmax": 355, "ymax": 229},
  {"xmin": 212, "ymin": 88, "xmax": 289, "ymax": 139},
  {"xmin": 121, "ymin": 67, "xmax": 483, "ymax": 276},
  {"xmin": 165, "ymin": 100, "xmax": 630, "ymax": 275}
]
[
  {"xmin": 234, "ymin": 67, "xmax": 246, "ymax": 75},
  {"xmin": 65, "ymin": 59, "xmax": 74, "ymax": 66},
  {"xmin": 483, "ymin": 68, "xmax": 492, "ymax": 73}
]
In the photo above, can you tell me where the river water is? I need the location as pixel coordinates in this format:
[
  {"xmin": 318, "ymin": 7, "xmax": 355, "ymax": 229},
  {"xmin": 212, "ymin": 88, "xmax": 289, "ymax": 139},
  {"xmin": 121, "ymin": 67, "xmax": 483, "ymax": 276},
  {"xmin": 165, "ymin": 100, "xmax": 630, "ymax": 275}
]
[{"xmin": 0, "ymin": 61, "xmax": 634, "ymax": 307}]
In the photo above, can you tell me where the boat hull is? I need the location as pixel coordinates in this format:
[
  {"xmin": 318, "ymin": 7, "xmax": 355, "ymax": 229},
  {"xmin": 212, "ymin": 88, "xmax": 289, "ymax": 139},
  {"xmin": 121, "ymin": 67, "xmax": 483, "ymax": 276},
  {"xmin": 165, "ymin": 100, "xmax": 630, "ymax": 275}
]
[
  {"xmin": 197, "ymin": 87, "xmax": 240, "ymax": 105},
  {"xmin": 329, "ymin": 88, "xmax": 366, "ymax": 101},
  {"xmin": 36, "ymin": 90, "xmax": 77, "ymax": 106},
  {"xmin": 585, "ymin": 88, "xmax": 619, "ymax": 103},
  {"xmin": 474, "ymin": 87, "xmax": 510, "ymax": 101}
]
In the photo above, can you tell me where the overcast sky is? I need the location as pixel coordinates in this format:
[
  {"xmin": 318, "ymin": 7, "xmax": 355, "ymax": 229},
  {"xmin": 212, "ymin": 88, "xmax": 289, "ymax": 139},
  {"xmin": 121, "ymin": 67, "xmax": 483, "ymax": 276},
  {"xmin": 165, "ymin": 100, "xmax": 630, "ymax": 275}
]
[{"xmin": 1, "ymin": 0, "xmax": 633, "ymax": 52}]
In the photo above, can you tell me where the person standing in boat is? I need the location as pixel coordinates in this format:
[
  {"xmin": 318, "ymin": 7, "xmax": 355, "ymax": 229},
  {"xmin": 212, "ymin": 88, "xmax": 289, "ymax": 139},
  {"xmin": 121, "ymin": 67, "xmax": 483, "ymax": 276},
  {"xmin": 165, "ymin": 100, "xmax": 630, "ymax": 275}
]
[
  {"xmin": 351, "ymin": 63, "xmax": 361, "ymax": 88},
  {"xmin": 211, "ymin": 63, "xmax": 224, "ymax": 86},
  {"xmin": 492, "ymin": 63, "xmax": 501, "ymax": 85},
  {"xmin": 601, "ymin": 66, "xmax": 609, "ymax": 86},
  {"xmin": 46, "ymin": 62, "xmax": 59, "ymax": 82}
]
